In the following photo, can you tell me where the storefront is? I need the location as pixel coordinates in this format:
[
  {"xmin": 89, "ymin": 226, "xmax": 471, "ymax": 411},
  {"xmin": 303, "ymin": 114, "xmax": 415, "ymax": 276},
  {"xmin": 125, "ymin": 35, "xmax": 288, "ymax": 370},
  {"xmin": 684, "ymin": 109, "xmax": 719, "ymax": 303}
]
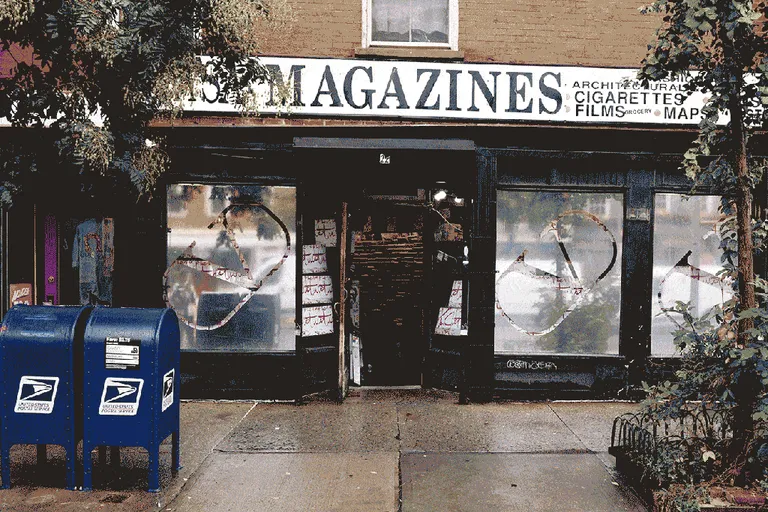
[
  {"xmin": 160, "ymin": 133, "xmax": 477, "ymax": 398},
  {"xmin": 4, "ymin": 56, "xmax": 748, "ymax": 401}
]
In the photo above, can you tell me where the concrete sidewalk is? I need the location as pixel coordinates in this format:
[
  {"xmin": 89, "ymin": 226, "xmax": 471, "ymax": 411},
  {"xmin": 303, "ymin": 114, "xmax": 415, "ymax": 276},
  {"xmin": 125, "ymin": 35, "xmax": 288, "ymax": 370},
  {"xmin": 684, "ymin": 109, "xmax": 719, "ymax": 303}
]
[{"xmin": 0, "ymin": 390, "xmax": 648, "ymax": 511}]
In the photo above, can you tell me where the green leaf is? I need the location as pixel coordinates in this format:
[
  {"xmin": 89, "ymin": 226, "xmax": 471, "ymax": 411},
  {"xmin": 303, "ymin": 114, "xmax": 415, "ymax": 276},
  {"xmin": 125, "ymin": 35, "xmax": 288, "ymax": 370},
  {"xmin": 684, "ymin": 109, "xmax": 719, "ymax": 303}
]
[
  {"xmin": 738, "ymin": 309, "xmax": 762, "ymax": 319},
  {"xmin": 741, "ymin": 348, "xmax": 757, "ymax": 360},
  {"xmin": 684, "ymin": 13, "xmax": 700, "ymax": 30}
]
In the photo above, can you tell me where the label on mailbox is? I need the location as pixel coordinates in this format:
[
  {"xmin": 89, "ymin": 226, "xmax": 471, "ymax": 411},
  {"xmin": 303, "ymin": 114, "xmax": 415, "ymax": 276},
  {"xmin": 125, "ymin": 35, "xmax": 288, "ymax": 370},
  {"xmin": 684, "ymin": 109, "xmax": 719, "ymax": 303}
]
[
  {"xmin": 14, "ymin": 376, "xmax": 60, "ymax": 414},
  {"xmin": 98, "ymin": 377, "xmax": 144, "ymax": 416},
  {"xmin": 162, "ymin": 369, "xmax": 174, "ymax": 412},
  {"xmin": 105, "ymin": 337, "xmax": 140, "ymax": 370}
]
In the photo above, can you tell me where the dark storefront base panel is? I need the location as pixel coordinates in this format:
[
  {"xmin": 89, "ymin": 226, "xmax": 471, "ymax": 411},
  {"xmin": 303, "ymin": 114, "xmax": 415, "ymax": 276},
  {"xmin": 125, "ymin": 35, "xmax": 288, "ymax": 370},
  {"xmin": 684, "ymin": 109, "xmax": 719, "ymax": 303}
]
[
  {"xmin": 300, "ymin": 347, "xmax": 338, "ymax": 398},
  {"xmin": 424, "ymin": 348, "xmax": 463, "ymax": 392},
  {"xmin": 492, "ymin": 355, "xmax": 631, "ymax": 400},
  {"xmin": 179, "ymin": 349, "xmax": 465, "ymax": 400},
  {"xmin": 178, "ymin": 352, "xmax": 675, "ymax": 400},
  {"xmin": 180, "ymin": 352, "xmax": 299, "ymax": 400}
]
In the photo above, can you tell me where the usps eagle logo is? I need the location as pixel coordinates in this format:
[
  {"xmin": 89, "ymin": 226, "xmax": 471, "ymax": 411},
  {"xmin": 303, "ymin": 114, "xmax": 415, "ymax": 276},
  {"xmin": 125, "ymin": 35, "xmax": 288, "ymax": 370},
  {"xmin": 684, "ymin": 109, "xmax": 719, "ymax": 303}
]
[
  {"xmin": 15, "ymin": 376, "xmax": 60, "ymax": 414},
  {"xmin": 98, "ymin": 377, "xmax": 144, "ymax": 416},
  {"xmin": 162, "ymin": 369, "xmax": 174, "ymax": 412}
]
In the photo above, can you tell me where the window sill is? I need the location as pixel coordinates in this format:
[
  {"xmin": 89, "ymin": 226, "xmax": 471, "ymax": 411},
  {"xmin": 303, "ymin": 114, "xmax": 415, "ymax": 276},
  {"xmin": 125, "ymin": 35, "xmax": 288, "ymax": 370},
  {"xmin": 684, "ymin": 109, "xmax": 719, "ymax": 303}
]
[{"xmin": 354, "ymin": 46, "xmax": 464, "ymax": 62}]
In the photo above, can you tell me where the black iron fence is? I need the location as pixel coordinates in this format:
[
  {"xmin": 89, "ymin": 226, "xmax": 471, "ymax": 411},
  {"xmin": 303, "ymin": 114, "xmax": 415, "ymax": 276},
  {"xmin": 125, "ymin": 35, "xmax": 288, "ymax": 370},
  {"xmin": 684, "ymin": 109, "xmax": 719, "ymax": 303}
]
[{"xmin": 610, "ymin": 405, "xmax": 732, "ymax": 491}]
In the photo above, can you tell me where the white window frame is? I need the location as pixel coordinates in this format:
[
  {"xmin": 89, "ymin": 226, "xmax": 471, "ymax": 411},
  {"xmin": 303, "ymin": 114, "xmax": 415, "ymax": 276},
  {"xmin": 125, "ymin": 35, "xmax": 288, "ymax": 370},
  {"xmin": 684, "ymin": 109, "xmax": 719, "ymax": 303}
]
[{"xmin": 362, "ymin": 0, "xmax": 459, "ymax": 50}]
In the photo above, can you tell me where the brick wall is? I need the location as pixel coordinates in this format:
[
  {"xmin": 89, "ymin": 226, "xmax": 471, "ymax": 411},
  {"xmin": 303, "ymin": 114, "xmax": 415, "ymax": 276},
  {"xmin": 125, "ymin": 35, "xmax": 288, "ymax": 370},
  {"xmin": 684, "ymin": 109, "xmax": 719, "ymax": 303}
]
[
  {"xmin": 460, "ymin": 0, "xmax": 659, "ymax": 67},
  {"xmin": 0, "ymin": 45, "xmax": 34, "ymax": 79},
  {"xmin": 258, "ymin": 0, "xmax": 660, "ymax": 68},
  {"xmin": 258, "ymin": 0, "xmax": 361, "ymax": 58}
]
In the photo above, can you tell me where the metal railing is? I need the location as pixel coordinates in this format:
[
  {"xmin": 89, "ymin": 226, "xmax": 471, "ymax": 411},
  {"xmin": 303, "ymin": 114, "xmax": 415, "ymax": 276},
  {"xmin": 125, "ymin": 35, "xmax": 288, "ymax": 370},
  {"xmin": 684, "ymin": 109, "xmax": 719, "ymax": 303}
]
[{"xmin": 610, "ymin": 405, "xmax": 731, "ymax": 487}]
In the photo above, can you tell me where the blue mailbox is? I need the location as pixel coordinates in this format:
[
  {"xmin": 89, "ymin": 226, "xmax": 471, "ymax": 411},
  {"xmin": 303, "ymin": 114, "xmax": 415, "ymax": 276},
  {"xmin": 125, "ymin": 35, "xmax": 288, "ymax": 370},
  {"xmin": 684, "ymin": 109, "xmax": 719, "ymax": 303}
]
[
  {"xmin": 0, "ymin": 305, "xmax": 92, "ymax": 490},
  {"xmin": 82, "ymin": 307, "xmax": 180, "ymax": 492}
]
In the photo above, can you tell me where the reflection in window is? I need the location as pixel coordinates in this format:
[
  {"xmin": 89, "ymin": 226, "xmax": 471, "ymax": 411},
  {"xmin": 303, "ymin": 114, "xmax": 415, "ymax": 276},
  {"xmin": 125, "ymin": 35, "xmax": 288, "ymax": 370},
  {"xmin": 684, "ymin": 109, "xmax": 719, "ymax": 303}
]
[
  {"xmin": 371, "ymin": 0, "xmax": 449, "ymax": 44},
  {"xmin": 495, "ymin": 191, "xmax": 623, "ymax": 355},
  {"xmin": 652, "ymin": 194, "xmax": 731, "ymax": 356},
  {"xmin": 166, "ymin": 185, "xmax": 296, "ymax": 352}
]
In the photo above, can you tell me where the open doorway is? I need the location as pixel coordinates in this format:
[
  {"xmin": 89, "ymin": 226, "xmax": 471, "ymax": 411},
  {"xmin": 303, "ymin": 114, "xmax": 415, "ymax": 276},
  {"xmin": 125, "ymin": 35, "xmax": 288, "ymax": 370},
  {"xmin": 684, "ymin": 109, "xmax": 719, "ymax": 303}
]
[
  {"xmin": 348, "ymin": 193, "xmax": 427, "ymax": 386},
  {"xmin": 345, "ymin": 177, "xmax": 468, "ymax": 387},
  {"xmin": 294, "ymin": 139, "xmax": 475, "ymax": 397}
]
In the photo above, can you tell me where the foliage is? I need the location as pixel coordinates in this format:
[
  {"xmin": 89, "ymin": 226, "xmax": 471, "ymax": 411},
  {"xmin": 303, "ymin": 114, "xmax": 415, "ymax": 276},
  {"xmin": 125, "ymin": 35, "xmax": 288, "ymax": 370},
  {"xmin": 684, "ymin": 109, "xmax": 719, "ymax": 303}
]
[
  {"xmin": 657, "ymin": 486, "xmax": 711, "ymax": 512},
  {"xmin": 638, "ymin": 0, "xmax": 768, "ymax": 190},
  {"xmin": 0, "ymin": 0, "xmax": 292, "ymax": 204},
  {"xmin": 0, "ymin": 137, "xmax": 34, "ymax": 204},
  {"xmin": 635, "ymin": 0, "xmax": 768, "ymax": 502},
  {"xmin": 638, "ymin": 234, "xmax": 768, "ymax": 507},
  {"xmin": 640, "ymin": 209, "xmax": 768, "ymax": 505}
]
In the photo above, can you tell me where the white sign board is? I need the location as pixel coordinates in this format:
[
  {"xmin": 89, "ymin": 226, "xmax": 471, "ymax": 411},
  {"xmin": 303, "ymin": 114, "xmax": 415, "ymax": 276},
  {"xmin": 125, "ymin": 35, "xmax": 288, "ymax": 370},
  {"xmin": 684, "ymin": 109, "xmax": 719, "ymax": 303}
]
[
  {"xmin": 302, "ymin": 274, "xmax": 334, "ymax": 305},
  {"xmin": 315, "ymin": 219, "xmax": 337, "ymax": 247},
  {"xmin": 448, "ymin": 280, "xmax": 462, "ymax": 308},
  {"xmin": 350, "ymin": 334, "xmax": 362, "ymax": 386},
  {"xmin": 302, "ymin": 244, "xmax": 328, "ymax": 274},
  {"xmin": 98, "ymin": 377, "xmax": 144, "ymax": 416},
  {"xmin": 162, "ymin": 369, "xmax": 174, "ymax": 412},
  {"xmin": 183, "ymin": 56, "xmax": 733, "ymax": 126},
  {"xmin": 435, "ymin": 307, "xmax": 462, "ymax": 336},
  {"xmin": 302, "ymin": 305, "xmax": 334, "ymax": 336},
  {"xmin": 2, "ymin": 58, "xmax": 748, "ymax": 128}
]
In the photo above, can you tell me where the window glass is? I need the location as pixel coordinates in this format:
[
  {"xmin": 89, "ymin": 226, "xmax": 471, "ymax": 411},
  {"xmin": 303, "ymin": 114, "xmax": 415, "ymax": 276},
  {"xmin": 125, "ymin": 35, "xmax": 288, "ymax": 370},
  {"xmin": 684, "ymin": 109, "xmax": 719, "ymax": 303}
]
[
  {"xmin": 652, "ymin": 194, "xmax": 730, "ymax": 356},
  {"xmin": 166, "ymin": 185, "xmax": 296, "ymax": 352},
  {"xmin": 495, "ymin": 191, "xmax": 623, "ymax": 355},
  {"xmin": 371, "ymin": 0, "xmax": 449, "ymax": 44}
]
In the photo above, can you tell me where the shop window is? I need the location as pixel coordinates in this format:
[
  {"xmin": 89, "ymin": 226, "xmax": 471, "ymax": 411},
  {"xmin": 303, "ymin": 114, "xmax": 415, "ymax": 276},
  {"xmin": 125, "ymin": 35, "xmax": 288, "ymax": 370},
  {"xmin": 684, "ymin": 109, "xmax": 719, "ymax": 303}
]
[
  {"xmin": 166, "ymin": 184, "xmax": 190, "ymax": 218},
  {"xmin": 651, "ymin": 194, "xmax": 731, "ymax": 356},
  {"xmin": 495, "ymin": 191, "xmax": 624, "ymax": 355},
  {"xmin": 165, "ymin": 184, "xmax": 297, "ymax": 352},
  {"xmin": 364, "ymin": 0, "xmax": 458, "ymax": 49}
]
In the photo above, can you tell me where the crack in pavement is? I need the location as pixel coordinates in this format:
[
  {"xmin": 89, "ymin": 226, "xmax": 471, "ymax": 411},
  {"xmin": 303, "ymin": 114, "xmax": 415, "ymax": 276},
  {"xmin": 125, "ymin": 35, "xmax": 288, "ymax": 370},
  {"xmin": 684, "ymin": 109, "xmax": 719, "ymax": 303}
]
[
  {"xmin": 547, "ymin": 404, "xmax": 593, "ymax": 454},
  {"xmin": 547, "ymin": 404, "xmax": 648, "ymax": 510},
  {"xmin": 397, "ymin": 405, "xmax": 404, "ymax": 512},
  {"xmin": 158, "ymin": 401, "xmax": 258, "ymax": 511}
]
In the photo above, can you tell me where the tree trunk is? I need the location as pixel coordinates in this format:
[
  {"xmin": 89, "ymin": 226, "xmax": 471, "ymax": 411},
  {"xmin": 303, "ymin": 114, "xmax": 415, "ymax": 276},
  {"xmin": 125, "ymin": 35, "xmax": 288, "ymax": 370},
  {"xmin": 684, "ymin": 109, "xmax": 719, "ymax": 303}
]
[
  {"xmin": 732, "ymin": 94, "xmax": 756, "ymax": 322},
  {"xmin": 729, "ymin": 84, "xmax": 759, "ymax": 484}
]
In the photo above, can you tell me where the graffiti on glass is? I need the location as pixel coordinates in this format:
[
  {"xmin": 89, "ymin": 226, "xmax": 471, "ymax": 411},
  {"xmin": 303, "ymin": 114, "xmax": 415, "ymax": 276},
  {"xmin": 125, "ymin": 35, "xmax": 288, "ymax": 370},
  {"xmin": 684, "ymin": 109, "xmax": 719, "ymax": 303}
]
[
  {"xmin": 657, "ymin": 250, "xmax": 731, "ymax": 330},
  {"xmin": 495, "ymin": 210, "xmax": 617, "ymax": 336},
  {"xmin": 163, "ymin": 202, "xmax": 291, "ymax": 331}
]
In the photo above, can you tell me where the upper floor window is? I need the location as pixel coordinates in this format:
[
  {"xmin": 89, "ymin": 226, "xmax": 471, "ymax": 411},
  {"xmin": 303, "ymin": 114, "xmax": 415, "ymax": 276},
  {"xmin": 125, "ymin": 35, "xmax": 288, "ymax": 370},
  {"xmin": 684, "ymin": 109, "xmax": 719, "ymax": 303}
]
[{"xmin": 364, "ymin": 0, "xmax": 458, "ymax": 50}]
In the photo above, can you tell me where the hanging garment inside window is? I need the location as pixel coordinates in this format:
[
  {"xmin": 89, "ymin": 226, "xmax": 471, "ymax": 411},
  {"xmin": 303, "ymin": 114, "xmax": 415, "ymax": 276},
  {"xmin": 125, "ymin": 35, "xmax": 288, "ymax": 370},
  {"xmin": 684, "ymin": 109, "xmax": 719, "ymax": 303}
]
[{"xmin": 72, "ymin": 218, "xmax": 114, "ymax": 305}]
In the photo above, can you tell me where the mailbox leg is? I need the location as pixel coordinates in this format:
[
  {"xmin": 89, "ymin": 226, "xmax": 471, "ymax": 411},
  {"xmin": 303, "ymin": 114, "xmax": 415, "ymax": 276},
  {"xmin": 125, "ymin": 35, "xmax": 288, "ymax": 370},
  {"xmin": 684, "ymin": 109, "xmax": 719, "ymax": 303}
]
[
  {"xmin": 98, "ymin": 446, "xmax": 106, "ymax": 467},
  {"xmin": 36, "ymin": 444, "xmax": 46, "ymax": 467},
  {"xmin": 110, "ymin": 446, "xmax": 120, "ymax": 467},
  {"xmin": 148, "ymin": 442, "xmax": 160, "ymax": 493},
  {"xmin": 172, "ymin": 431, "xmax": 181, "ymax": 473},
  {"xmin": 1, "ymin": 442, "xmax": 11, "ymax": 489},
  {"xmin": 65, "ymin": 442, "xmax": 76, "ymax": 491},
  {"xmin": 82, "ymin": 443, "xmax": 93, "ymax": 491}
]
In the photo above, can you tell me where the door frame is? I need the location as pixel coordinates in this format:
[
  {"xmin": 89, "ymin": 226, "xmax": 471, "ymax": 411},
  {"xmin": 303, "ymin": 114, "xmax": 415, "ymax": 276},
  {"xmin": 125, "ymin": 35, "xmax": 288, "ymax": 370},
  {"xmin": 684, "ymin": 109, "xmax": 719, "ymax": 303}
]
[{"xmin": 294, "ymin": 137, "xmax": 477, "ymax": 399}]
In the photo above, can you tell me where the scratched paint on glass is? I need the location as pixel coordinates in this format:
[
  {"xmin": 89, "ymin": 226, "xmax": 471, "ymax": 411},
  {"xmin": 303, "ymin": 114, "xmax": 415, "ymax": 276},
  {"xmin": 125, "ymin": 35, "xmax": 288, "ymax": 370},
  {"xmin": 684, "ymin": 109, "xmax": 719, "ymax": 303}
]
[
  {"xmin": 652, "ymin": 194, "xmax": 732, "ymax": 356},
  {"xmin": 165, "ymin": 184, "xmax": 296, "ymax": 352},
  {"xmin": 495, "ymin": 191, "xmax": 623, "ymax": 355}
]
